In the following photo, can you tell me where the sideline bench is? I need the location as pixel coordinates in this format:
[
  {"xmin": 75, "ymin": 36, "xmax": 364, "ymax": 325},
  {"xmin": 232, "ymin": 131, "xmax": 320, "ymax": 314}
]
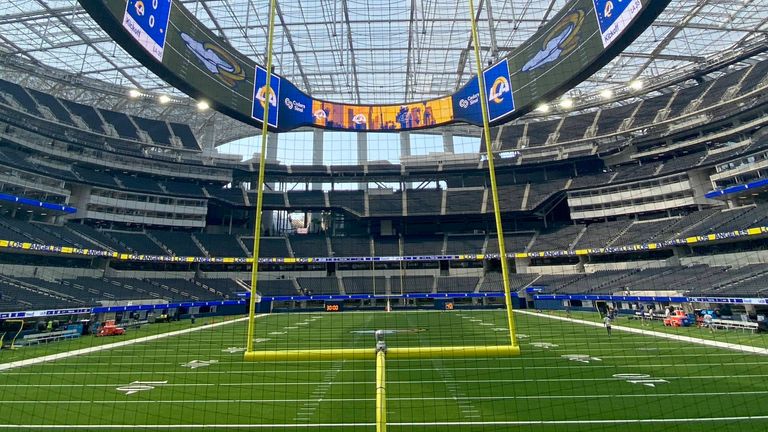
[
  {"xmin": 710, "ymin": 319, "xmax": 759, "ymax": 333},
  {"xmin": 18, "ymin": 329, "xmax": 80, "ymax": 346}
]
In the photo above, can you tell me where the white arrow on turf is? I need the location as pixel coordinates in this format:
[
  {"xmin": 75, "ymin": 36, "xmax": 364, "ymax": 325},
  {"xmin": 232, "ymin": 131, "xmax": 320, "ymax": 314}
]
[
  {"xmin": 561, "ymin": 354, "xmax": 602, "ymax": 364},
  {"xmin": 613, "ymin": 373, "xmax": 669, "ymax": 387},
  {"xmin": 116, "ymin": 381, "xmax": 167, "ymax": 395},
  {"xmin": 181, "ymin": 360, "xmax": 219, "ymax": 369}
]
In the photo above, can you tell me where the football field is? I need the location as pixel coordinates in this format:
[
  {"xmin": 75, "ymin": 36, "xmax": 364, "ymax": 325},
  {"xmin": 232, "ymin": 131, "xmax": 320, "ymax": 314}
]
[{"xmin": 1, "ymin": 309, "xmax": 767, "ymax": 431}]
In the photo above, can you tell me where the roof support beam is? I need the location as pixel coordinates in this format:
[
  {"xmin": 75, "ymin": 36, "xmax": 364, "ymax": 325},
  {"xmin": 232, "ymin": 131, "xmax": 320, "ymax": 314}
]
[
  {"xmin": 274, "ymin": 0, "xmax": 312, "ymax": 93},
  {"xmin": 341, "ymin": 0, "xmax": 360, "ymax": 103},
  {"xmin": 485, "ymin": 0, "xmax": 498, "ymax": 62},
  {"xmin": 454, "ymin": 0, "xmax": 485, "ymax": 91}
]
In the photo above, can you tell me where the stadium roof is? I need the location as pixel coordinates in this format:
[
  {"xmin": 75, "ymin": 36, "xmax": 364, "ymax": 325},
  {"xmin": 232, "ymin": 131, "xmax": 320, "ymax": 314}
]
[{"xmin": 0, "ymin": 0, "xmax": 766, "ymax": 143}]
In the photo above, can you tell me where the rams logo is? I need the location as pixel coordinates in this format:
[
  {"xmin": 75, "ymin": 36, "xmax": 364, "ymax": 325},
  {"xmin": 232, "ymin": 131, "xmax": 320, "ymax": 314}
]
[
  {"xmin": 352, "ymin": 113, "xmax": 367, "ymax": 125},
  {"xmin": 604, "ymin": 1, "xmax": 614, "ymax": 18},
  {"xmin": 134, "ymin": 1, "xmax": 145, "ymax": 16},
  {"xmin": 521, "ymin": 9, "xmax": 585, "ymax": 72},
  {"xmin": 489, "ymin": 76, "xmax": 510, "ymax": 104},
  {"xmin": 256, "ymin": 86, "xmax": 278, "ymax": 108},
  {"xmin": 180, "ymin": 33, "xmax": 245, "ymax": 88}
]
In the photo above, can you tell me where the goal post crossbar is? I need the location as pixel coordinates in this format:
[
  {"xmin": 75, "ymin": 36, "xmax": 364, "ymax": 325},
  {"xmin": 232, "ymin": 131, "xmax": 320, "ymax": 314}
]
[{"xmin": 244, "ymin": 344, "xmax": 520, "ymax": 362}]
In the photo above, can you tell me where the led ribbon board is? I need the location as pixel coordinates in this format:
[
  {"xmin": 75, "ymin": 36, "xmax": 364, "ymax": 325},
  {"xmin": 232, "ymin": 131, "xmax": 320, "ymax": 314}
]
[{"xmin": 80, "ymin": 0, "xmax": 669, "ymax": 132}]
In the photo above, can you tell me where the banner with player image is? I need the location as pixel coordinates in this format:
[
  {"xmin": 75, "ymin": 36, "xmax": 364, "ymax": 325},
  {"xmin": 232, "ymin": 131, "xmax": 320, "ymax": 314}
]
[
  {"xmin": 309, "ymin": 97, "xmax": 454, "ymax": 131},
  {"xmin": 122, "ymin": 0, "xmax": 172, "ymax": 61}
]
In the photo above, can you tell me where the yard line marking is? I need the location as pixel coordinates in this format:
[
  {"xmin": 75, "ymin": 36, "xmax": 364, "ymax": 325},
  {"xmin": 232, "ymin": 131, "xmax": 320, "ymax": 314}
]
[
  {"xmin": 8, "ymin": 361, "xmax": 766, "ymax": 376},
  {"xmin": 0, "ymin": 316, "xmax": 261, "ymax": 373},
  {"xmin": 6, "ymin": 391, "xmax": 768, "ymax": 404},
  {"xmin": 517, "ymin": 310, "xmax": 768, "ymax": 356},
  {"xmin": 3, "ymin": 375, "xmax": 767, "ymax": 389},
  {"xmin": 42, "ymin": 351, "xmax": 755, "ymax": 367},
  {"xmin": 292, "ymin": 359, "xmax": 344, "ymax": 422},
  {"xmin": 3, "ymin": 416, "xmax": 768, "ymax": 428}
]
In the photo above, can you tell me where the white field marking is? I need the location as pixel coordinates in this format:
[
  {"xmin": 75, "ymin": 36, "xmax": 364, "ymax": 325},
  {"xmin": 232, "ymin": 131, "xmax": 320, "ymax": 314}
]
[
  {"xmin": 115, "ymin": 381, "xmax": 167, "ymax": 396},
  {"xmin": 66, "ymin": 343, "xmax": 740, "ymax": 356},
  {"xmin": 4, "ymin": 417, "xmax": 768, "ymax": 429},
  {"xmin": 8, "ymin": 363, "xmax": 767, "ymax": 376},
  {"xmin": 432, "ymin": 361, "xmax": 482, "ymax": 419},
  {"xmin": 530, "ymin": 342, "xmax": 559, "ymax": 349},
  {"xmin": 221, "ymin": 347, "xmax": 246, "ymax": 354},
  {"xmin": 517, "ymin": 310, "xmax": 768, "ymax": 355},
  {"xmin": 29, "ymin": 351, "xmax": 764, "ymax": 367},
  {"xmin": 284, "ymin": 326, "xmax": 299, "ymax": 330},
  {"xmin": 3, "ymin": 392, "xmax": 768, "ymax": 405},
  {"xmin": 613, "ymin": 373, "xmax": 668, "ymax": 387},
  {"xmin": 561, "ymin": 354, "xmax": 602, "ymax": 364},
  {"xmin": 292, "ymin": 360, "xmax": 344, "ymax": 422},
  {"xmin": 0, "ymin": 316, "xmax": 262, "ymax": 373},
  {"xmin": 5, "ymin": 374, "xmax": 768, "ymax": 388},
  {"xmin": 180, "ymin": 360, "xmax": 218, "ymax": 370},
  {"xmin": 268, "ymin": 331, "xmax": 286, "ymax": 335}
]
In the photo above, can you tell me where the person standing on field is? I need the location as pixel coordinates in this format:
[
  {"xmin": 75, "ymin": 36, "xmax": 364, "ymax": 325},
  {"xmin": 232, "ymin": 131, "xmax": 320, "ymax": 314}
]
[{"xmin": 604, "ymin": 314, "xmax": 612, "ymax": 337}]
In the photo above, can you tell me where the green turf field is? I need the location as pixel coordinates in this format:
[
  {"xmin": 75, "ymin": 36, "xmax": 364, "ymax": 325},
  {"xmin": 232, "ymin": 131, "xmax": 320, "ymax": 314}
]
[{"xmin": 1, "ymin": 309, "xmax": 767, "ymax": 431}]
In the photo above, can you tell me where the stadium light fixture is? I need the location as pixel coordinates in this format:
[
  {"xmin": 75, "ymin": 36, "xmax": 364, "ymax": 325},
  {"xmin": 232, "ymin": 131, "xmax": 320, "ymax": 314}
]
[
  {"xmin": 559, "ymin": 98, "xmax": 574, "ymax": 109},
  {"xmin": 128, "ymin": 89, "xmax": 141, "ymax": 98},
  {"xmin": 158, "ymin": 95, "xmax": 171, "ymax": 104},
  {"xmin": 600, "ymin": 89, "xmax": 614, "ymax": 99},
  {"xmin": 197, "ymin": 100, "xmax": 210, "ymax": 111},
  {"xmin": 629, "ymin": 80, "xmax": 644, "ymax": 91},
  {"xmin": 535, "ymin": 103, "xmax": 550, "ymax": 113}
]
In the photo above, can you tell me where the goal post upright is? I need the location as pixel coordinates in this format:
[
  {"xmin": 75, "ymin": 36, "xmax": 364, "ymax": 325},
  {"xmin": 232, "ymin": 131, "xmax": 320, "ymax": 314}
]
[
  {"xmin": 245, "ymin": 0, "xmax": 278, "ymax": 355},
  {"xmin": 467, "ymin": 0, "xmax": 519, "ymax": 346}
]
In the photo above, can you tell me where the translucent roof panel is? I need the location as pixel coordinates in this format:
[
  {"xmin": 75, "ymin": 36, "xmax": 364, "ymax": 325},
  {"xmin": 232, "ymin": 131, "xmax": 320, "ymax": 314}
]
[{"xmin": 0, "ymin": 0, "xmax": 766, "ymax": 105}]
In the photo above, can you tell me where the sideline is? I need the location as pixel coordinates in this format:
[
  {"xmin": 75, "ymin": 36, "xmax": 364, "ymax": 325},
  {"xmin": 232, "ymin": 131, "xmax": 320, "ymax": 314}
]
[
  {"xmin": 0, "ymin": 315, "xmax": 261, "ymax": 372},
  {"xmin": 516, "ymin": 310, "xmax": 768, "ymax": 355}
]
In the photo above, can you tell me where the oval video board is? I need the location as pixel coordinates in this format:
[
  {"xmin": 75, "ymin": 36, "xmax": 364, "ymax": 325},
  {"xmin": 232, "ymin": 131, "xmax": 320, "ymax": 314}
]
[{"xmin": 81, "ymin": 0, "xmax": 669, "ymax": 132}]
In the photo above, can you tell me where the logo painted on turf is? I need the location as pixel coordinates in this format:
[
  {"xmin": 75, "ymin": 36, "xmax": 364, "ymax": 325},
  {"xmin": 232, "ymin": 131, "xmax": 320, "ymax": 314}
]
[
  {"xmin": 116, "ymin": 380, "xmax": 167, "ymax": 395},
  {"xmin": 180, "ymin": 32, "xmax": 246, "ymax": 88},
  {"xmin": 181, "ymin": 360, "xmax": 219, "ymax": 369},
  {"xmin": 613, "ymin": 373, "xmax": 668, "ymax": 387},
  {"xmin": 522, "ymin": 9, "xmax": 585, "ymax": 72}
]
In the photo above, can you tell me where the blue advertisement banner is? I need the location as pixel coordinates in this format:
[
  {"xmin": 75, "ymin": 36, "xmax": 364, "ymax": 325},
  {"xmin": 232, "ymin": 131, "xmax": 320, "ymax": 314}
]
[
  {"xmin": 483, "ymin": 59, "xmax": 516, "ymax": 122},
  {"xmin": 252, "ymin": 65, "xmax": 281, "ymax": 128},
  {"xmin": 452, "ymin": 77, "xmax": 482, "ymax": 125},
  {"xmin": 122, "ymin": 0, "xmax": 172, "ymax": 61},
  {"xmin": 278, "ymin": 80, "xmax": 315, "ymax": 130}
]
